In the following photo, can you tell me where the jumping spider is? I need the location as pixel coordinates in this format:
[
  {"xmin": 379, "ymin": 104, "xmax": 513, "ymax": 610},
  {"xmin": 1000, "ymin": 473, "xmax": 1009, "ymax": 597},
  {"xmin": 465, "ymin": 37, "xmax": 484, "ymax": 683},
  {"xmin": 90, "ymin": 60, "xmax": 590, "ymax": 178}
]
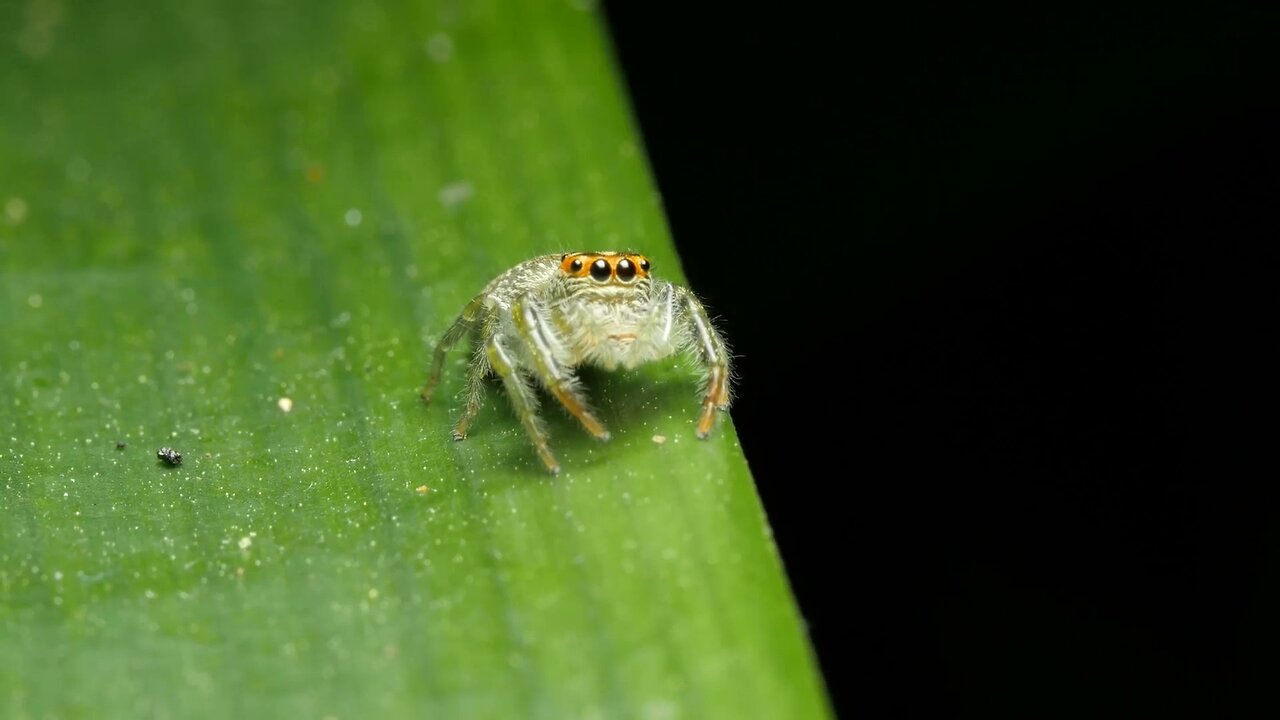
[{"xmin": 422, "ymin": 251, "xmax": 732, "ymax": 474}]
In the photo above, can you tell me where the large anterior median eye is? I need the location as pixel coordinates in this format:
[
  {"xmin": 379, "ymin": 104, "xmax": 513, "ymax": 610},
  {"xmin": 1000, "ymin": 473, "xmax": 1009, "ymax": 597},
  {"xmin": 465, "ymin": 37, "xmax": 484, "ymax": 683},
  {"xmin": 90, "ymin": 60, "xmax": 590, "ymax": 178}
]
[
  {"xmin": 590, "ymin": 258, "xmax": 611, "ymax": 281},
  {"xmin": 615, "ymin": 258, "xmax": 636, "ymax": 281}
]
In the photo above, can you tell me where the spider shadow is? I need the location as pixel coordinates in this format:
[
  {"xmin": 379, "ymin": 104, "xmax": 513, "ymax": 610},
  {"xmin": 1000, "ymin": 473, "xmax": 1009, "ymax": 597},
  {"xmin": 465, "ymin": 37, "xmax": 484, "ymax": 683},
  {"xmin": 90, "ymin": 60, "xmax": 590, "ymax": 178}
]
[
  {"xmin": 425, "ymin": 358, "xmax": 704, "ymax": 486},
  {"xmin": 545, "ymin": 362, "xmax": 696, "ymax": 447}
]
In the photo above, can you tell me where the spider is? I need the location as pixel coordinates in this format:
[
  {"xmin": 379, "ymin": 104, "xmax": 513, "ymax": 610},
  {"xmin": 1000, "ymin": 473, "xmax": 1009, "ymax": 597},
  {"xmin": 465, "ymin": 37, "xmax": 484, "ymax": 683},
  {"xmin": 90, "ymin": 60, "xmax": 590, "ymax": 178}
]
[{"xmin": 422, "ymin": 251, "xmax": 732, "ymax": 474}]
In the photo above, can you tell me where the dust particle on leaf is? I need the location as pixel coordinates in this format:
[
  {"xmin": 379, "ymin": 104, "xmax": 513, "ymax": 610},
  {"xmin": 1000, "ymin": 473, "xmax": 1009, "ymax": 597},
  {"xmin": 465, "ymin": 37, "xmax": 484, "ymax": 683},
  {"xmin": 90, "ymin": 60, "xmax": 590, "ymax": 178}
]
[
  {"xmin": 437, "ymin": 181, "xmax": 474, "ymax": 207},
  {"xmin": 156, "ymin": 447, "xmax": 182, "ymax": 466},
  {"xmin": 4, "ymin": 197, "xmax": 28, "ymax": 224}
]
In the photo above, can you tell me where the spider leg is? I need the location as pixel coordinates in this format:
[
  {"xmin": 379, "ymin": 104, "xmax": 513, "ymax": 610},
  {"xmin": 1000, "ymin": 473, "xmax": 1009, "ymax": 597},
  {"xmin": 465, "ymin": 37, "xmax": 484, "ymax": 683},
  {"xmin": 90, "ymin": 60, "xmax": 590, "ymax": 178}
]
[
  {"xmin": 450, "ymin": 339, "xmax": 490, "ymax": 441},
  {"xmin": 486, "ymin": 332, "xmax": 560, "ymax": 474},
  {"xmin": 512, "ymin": 296, "xmax": 611, "ymax": 441},
  {"xmin": 674, "ymin": 286, "xmax": 732, "ymax": 439},
  {"xmin": 422, "ymin": 296, "xmax": 484, "ymax": 404}
]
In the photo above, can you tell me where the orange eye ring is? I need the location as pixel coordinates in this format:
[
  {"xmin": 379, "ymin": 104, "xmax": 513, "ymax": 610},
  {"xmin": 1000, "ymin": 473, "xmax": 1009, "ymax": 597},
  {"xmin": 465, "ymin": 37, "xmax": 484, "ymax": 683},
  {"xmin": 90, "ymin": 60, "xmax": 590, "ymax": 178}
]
[
  {"xmin": 559, "ymin": 252, "xmax": 651, "ymax": 280},
  {"xmin": 559, "ymin": 253, "xmax": 592, "ymax": 276}
]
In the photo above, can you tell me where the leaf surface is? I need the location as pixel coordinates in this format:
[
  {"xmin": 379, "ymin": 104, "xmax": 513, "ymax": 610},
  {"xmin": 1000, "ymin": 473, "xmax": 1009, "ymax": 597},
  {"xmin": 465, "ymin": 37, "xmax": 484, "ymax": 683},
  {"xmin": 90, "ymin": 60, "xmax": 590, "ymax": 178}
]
[{"xmin": 0, "ymin": 2, "xmax": 830, "ymax": 717}]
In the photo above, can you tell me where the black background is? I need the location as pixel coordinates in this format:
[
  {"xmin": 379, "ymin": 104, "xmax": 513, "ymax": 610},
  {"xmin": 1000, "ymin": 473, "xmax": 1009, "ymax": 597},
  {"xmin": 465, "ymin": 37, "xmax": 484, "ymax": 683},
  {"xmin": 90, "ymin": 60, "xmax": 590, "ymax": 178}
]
[{"xmin": 607, "ymin": 2, "xmax": 1277, "ymax": 717}]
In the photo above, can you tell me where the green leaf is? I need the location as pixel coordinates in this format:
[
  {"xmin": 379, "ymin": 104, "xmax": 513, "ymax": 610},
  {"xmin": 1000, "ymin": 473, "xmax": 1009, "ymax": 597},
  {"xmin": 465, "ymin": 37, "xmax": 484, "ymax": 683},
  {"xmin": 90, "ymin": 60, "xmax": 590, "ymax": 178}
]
[{"xmin": 0, "ymin": 1, "xmax": 830, "ymax": 718}]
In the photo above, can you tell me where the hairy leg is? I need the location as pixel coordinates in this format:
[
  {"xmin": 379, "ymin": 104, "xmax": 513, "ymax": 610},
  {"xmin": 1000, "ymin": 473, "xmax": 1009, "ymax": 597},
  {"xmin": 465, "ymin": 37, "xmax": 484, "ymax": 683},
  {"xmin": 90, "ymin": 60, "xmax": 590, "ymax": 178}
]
[
  {"xmin": 422, "ymin": 297, "xmax": 484, "ymax": 403},
  {"xmin": 512, "ymin": 296, "xmax": 611, "ymax": 441},
  {"xmin": 451, "ymin": 341, "xmax": 490, "ymax": 440},
  {"xmin": 486, "ymin": 333, "xmax": 560, "ymax": 474},
  {"xmin": 675, "ymin": 287, "xmax": 732, "ymax": 439}
]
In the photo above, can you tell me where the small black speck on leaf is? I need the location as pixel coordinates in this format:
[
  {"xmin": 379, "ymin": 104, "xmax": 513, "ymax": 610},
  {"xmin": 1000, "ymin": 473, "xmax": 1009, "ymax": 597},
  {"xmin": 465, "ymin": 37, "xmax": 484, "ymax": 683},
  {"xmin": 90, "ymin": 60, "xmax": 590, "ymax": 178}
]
[
  {"xmin": 115, "ymin": 441, "xmax": 127, "ymax": 450},
  {"xmin": 157, "ymin": 447, "xmax": 182, "ymax": 466}
]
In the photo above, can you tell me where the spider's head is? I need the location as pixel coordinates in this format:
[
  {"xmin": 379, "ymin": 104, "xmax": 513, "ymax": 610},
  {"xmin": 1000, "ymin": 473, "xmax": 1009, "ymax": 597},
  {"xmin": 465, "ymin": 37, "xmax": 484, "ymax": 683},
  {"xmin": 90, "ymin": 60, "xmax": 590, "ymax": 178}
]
[{"xmin": 558, "ymin": 252, "xmax": 652, "ymax": 290}]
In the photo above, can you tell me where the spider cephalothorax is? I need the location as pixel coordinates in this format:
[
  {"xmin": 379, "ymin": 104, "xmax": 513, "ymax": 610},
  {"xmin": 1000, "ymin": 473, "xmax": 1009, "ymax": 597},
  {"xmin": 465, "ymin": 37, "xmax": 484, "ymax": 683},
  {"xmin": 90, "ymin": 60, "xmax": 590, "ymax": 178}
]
[{"xmin": 422, "ymin": 251, "xmax": 732, "ymax": 474}]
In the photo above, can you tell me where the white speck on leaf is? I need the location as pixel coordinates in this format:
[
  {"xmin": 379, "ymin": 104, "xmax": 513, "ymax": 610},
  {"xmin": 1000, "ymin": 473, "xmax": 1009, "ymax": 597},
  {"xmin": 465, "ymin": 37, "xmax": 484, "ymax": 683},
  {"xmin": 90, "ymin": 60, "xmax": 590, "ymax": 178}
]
[
  {"xmin": 437, "ymin": 181, "xmax": 474, "ymax": 207},
  {"xmin": 642, "ymin": 699, "xmax": 678, "ymax": 720},
  {"xmin": 4, "ymin": 197, "xmax": 28, "ymax": 224},
  {"xmin": 425, "ymin": 33, "xmax": 453, "ymax": 62}
]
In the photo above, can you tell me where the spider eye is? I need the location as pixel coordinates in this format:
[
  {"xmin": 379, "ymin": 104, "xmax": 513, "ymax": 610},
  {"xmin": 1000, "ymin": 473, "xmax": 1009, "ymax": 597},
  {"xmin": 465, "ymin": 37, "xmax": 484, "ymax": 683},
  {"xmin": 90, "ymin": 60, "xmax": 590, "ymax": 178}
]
[
  {"xmin": 639, "ymin": 258, "xmax": 651, "ymax": 272},
  {"xmin": 569, "ymin": 258, "xmax": 583, "ymax": 272},
  {"xmin": 616, "ymin": 258, "xmax": 636, "ymax": 281},
  {"xmin": 590, "ymin": 258, "xmax": 611, "ymax": 281}
]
